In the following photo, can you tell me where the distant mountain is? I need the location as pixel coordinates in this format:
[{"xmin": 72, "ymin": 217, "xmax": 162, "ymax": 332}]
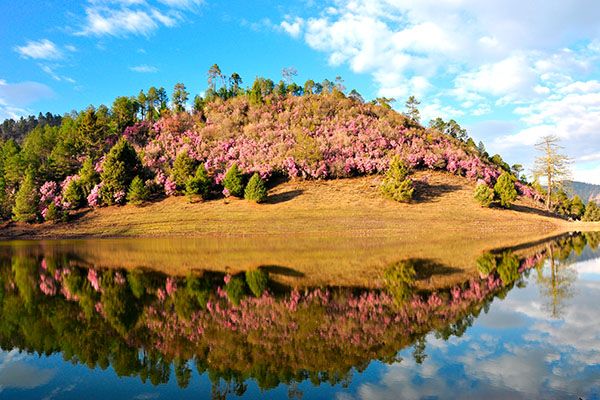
[{"xmin": 565, "ymin": 181, "xmax": 600, "ymax": 204}]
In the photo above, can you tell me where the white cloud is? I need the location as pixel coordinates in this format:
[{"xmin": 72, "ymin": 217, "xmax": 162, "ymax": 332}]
[
  {"xmin": 14, "ymin": 39, "xmax": 63, "ymax": 60},
  {"xmin": 280, "ymin": 0, "xmax": 600, "ymax": 176},
  {"xmin": 130, "ymin": 64, "xmax": 159, "ymax": 73},
  {"xmin": 281, "ymin": 17, "xmax": 304, "ymax": 38},
  {"xmin": 0, "ymin": 79, "xmax": 54, "ymax": 121},
  {"xmin": 75, "ymin": 0, "xmax": 203, "ymax": 37}
]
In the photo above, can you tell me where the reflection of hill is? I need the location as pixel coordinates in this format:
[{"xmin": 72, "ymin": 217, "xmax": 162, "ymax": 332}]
[{"xmin": 1, "ymin": 233, "xmax": 596, "ymax": 394}]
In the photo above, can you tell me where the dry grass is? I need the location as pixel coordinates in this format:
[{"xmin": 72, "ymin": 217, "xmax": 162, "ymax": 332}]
[{"xmin": 1, "ymin": 171, "xmax": 593, "ymax": 289}]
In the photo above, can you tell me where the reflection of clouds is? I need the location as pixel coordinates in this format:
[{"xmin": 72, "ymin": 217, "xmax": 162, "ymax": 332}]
[
  {"xmin": 344, "ymin": 257, "xmax": 600, "ymax": 399},
  {"xmin": 0, "ymin": 350, "xmax": 55, "ymax": 389}
]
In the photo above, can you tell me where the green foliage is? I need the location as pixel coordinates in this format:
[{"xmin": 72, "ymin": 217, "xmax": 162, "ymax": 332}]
[
  {"xmin": 225, "ymin": 276, "xmax": 246, "ymax": 305},
  {"xmin": 172, "ymin": 83, "xmax": 189, "ymax": 113},
  {"xmin": 79, "ymin": 158, "xmax": 100, "ymax": 196},
  {"xmin": 404, "ymin": 96, "xmax": 421, "ymax": 124},
  {"xmin": 244, "ymin": 173, "xmax": 267, "ymax": 203},
  {"xmin": 44, "ymin": 202, "xmax": 65, "ymax": 222},
  {"xmin": 476, "ymin": 253, "xmax": 496, "ymax": 276},
  {"xmin": 172, "ymin": 152, "xmax": 196, "ymax": 190},
  {"xmin": 245, "ymin": 269, "xmax": 269, "ymax": 297},
  {"xmin": 100, "ymin": 138, "xmax": 141, "ymax": 205},
  {"xmin": 570, "ymin": 195, "xmax": 585, "ymax": 220},
  {"xmin": 185, "ymin": 164, "xmax": 211, "ymax": 200},
  {"xmin": 429, "ymin": 117, "xmax": 467, "ymax": 141},
  {"xmin": 474, "ymin": 183, "xmax": 494, "ymax": 207},
  {"xmin": 380, "ymin": 156, "xmax": 414, "ymax": 202},
  {"xmin": 127, "ymin": 176, "xmax": 150, "ymax": 205},
  {"xmin": 384, "ymin": 260, "xmax": 416, "ymax": 305},
  {"xmin": 494, "ymin": 172, "xmax": 517, "ymax": 208},
  {"xmin": 490, "ymin": 154, "xmax": 511, "ymax": 172},
  {"xmin": 583, "ymin": 201, "xmax": 600, "ymax": 222},
  {"xmin": 223, "ymin": 163, "xmax": 245, "ymax": 197},
  {"xmin": 12, "ymin": 169, "xmax": 39, "ymax": 223},
  {"xmin": 63, "ymin": 178, "xmax": 85, "ymax": 209},
  {"xmin": 111, "ymin": 96, "xmax": 138, "ymax": 133}
]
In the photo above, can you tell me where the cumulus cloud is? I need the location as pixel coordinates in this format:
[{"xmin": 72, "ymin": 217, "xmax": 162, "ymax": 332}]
[
  {"xmin": 280, "ymin": 0, "xmax": 600, "ymax": 183},
  {"xmin": 14, "ymin": 39, "xmax": 63, "ymax": 60}
]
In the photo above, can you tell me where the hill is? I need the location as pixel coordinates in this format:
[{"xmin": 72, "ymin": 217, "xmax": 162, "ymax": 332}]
[
  {"xmin": 566, "ymin": 180, "xmax": 600, "ymax": 203},
  {"xmin": 1, "ymin": 85, "xmax": 538, "ymax": 225}
]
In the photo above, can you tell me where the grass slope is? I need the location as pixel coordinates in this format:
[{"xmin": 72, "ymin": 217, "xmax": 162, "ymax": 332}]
[{"xmin": 2, "ymin": 171, "xmax": 588, "ymax": 289}]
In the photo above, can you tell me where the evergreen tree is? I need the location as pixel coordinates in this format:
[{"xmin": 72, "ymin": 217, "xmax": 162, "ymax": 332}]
[
  {"xmin": 172, "ymin": 83, "xmax": 189, "ymax": 113},
  {"xmin": 494, "ymin": 172, "xmax": 517, "ymax": 208},
  {"xmin": 380, "ymin": 156, "xmax": 414, "ymax": 202},
  {"xmin": 185, "ymin": 164, "xmax": 211, "ymax": 200},
  {"xmin": 583, "ymin": 201, "xmax": 600, "ymax": 222},
  {"xmin": 474, "ymin": 183, "xmax": 494, "ymax": 207},
  {"xmin": 570, "ymin": 195, "xmax": 585, "ymax": 220},
  {"xmin": 404, "ymin": 96, "xmax": 421, "ymax": 124},
  {"xmin": 223, "ymin": 163, "xmax": 245, "ymax": 197},
  {"xmin": 100, "ymin": 138, "xmax": 141, "ymax": 205},
  {"xmin": 244, "ymin": 172, "xmax": 267, "ymax": 203},
  {"xmin": 12, "ymin": 169, "xmax": 39, "ymax": 222},
  {"xmin": 172, "ymin": 152, "xmax": 196, "ymax": 190},
  {"xmin": 127, "ymin": 176, "xmax": 150, "ymax": 205}
]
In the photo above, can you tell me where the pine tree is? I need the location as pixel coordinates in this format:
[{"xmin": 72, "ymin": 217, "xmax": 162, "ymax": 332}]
[
  {"xmin": 127, "ymin": 176, "xmax": 149, "ymax": 205},
  {"xmin": 100, "ymin": 138, "xmax": 141, "ymax": 205},
  {"xmin": 474, "ymin": 183, "xmax": 494, "ymax": 207},
  {"xmin": 223, "ymin": 163, "xmax": 245, "ymax": 197},
  {"xmin": 244, "ymin": 172, "xmax": 267, "ymax": 203},
  {"xmin": 12, "ymin": 169, "xmax": 39, "ymax": 222},
  {"xmin": 185, "ymin": 164, "xmax": 211, "ymax": 200},
  {"xmin": 380, "ymin": 156, "xmax": 414, "ymax": 202},
  {"xmin": 172, "ymin": 152, "xmax": 196, "ymax": 190},
  {"xmin": 494, "ymin": 172, "xmax": 517, "ymax": 208}
]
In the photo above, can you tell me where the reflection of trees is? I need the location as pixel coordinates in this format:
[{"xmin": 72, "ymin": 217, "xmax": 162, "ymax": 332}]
[
  {"xmin": 536, "ymin": 244, "xmax": 576, "ymax": 319},
  {"xmin": 0, "ymin": 233, "xmax": 596, "ymax": 394}
]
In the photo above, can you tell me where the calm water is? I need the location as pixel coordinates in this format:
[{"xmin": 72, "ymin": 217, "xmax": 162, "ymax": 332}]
[{"xmin": 0, "ymin": 233, "xmax": 599, "ymax": 399}]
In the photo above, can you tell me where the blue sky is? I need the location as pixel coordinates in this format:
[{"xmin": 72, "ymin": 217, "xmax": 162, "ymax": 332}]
[{"xmin": 1, "ymin": 0, "xmax": 600, "ymax": 183}]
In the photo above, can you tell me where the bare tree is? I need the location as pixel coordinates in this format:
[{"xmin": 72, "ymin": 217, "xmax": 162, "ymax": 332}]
[{"xmin": 533, "ymin": 135, "xmax": 571, "ymax": 210}]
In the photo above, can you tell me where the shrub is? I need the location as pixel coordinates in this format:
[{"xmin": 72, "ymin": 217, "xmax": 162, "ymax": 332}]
[
  {"xmin": 127, "ymin": 176, "xmax": 150, "ymax": 205},
  {"xmin": 44, "ymin": 202, "xmax": 65, "ymax": 222},
  {"xmin": 245, "ymin": 269, "xmax": 268, "ymax": 297},
  {"xmin": 494, "ymin": 171, "xmax": 517, "ymax": 208},
  {"xmin": 63, "ymin": 178, "xmax": 85, "ymax": 209},
  {"xmin": 12, "ymin": 170, "xmax": 38, "ymax": 223},
  {"xmin": 244, "ymin": 172, "xmax": 267, "ymax": 203},
  {"xmin": 185, "ymin": 164, "xmax": 211, "ymax": 200},
  {"xmin": 380, "ymin": 156, "xmax": 414, "ymax": 202},
  {"xmin": 172, "ymin": 152, "xmax": 196, "ymax": 190},
  {"xmin": 100, "ymin": 138, "xmax": 141, "ymax": 205},
  {"xmin": 474, "ymin": 183, "xmax": 494, "ymax": 207},
  {"xmin": 223, "ymin": 163, "xmax": 245, "ymax": 197},
  {"xmin": 583, "ymin": 201, "xmax": 600, "ymax": 222}
]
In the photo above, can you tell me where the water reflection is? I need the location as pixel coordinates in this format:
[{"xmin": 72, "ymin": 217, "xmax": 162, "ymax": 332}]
[{"xmin": 0, "ymin": 232, "xmax": 598, "ymax": 399}]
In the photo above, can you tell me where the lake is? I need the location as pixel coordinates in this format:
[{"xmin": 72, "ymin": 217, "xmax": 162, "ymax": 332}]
[{"xmin": 0, "ymin": 232, "xmax": 599, "ymax": 399}]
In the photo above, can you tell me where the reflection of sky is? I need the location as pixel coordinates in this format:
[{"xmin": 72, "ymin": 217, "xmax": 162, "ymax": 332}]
[
  {"xmin": 1, "ymin": 248, "xmax": 600, "ymax": 399},
  {"xmin": 340, "ymin": 251, "xmax": 600, "ymax": 400}
]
